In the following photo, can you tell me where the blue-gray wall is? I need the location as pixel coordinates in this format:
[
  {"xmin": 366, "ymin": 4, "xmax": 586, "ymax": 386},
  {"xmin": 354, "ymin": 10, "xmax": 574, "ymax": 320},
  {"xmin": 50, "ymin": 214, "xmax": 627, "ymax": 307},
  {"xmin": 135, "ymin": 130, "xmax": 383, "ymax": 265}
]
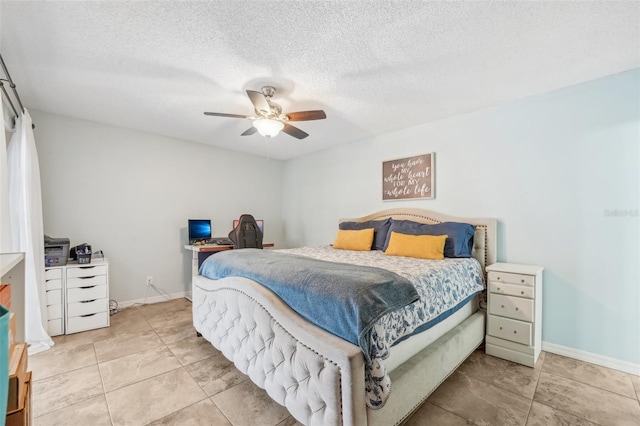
[{"xmin": 282, "ymin": 69, "xmax": 640, "ymax": 368}]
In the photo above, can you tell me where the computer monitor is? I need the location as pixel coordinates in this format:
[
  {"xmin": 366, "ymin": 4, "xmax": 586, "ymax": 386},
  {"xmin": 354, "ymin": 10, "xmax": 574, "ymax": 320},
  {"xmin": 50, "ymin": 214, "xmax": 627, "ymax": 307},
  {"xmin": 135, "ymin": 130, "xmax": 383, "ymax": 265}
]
[
  {"xmin": 233, "ymin": 219, "xmax": 264, "ymax": 234},
  {"xmin": 188, "ymin": 219, "xmax": 212, "ymax": 243}
]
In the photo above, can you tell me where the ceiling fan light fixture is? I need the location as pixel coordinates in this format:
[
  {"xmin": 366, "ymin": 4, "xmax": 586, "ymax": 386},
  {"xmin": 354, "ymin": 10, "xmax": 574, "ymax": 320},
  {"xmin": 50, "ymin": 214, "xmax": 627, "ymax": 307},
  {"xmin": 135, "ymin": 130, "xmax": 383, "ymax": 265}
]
[
  {"xmin": 253, "ymin": 118, "xmax": 284, "ymax": 137},
  {"xmin": 204, "ymin": 86, "xmax": 325, "ymax": 139}
]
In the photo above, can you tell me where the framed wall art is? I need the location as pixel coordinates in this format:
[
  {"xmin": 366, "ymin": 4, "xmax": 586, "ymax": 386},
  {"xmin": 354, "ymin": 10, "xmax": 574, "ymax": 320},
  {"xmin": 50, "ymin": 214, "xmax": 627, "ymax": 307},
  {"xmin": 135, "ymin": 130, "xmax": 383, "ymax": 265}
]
[{"xmin": 382, "ymin": 153, "xmax": 434, "ymax": 201}]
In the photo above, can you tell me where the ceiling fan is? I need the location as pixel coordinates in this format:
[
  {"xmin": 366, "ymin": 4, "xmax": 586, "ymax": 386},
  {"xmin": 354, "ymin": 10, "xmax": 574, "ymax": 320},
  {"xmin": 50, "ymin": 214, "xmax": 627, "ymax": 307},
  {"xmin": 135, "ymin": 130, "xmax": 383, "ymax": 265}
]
[{"xmin": 204, "ymin": 86, "xmax": 326, "ymax": 139}]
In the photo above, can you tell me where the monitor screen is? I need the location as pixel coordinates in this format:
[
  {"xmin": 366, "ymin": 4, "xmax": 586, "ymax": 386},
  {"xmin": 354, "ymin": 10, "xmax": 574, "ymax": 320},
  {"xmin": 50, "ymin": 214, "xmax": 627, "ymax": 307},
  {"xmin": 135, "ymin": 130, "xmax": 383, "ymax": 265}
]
[
  {"xmin": 188, "ymin": 219, "xmax": 212, "ymax": 242},
  {"xmin": 233, "ymin": 219, "xmax": 264, "ymax": 233}
]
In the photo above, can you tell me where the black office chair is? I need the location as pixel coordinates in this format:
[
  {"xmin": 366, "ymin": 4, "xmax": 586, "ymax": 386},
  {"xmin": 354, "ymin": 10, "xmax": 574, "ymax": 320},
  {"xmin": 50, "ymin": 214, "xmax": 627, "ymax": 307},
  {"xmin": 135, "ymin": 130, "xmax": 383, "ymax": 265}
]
[{"xmin": 228, "ymin": 214, "xmax": 263, "ymax": 249}]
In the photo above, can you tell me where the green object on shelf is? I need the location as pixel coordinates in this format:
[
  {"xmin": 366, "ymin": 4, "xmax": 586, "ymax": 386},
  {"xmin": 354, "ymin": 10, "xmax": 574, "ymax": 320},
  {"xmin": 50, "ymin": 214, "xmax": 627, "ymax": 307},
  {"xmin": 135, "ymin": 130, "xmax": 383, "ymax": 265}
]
[{"xmin": 0, "ymin": 304, "xmax": 8, "ymax": 426}]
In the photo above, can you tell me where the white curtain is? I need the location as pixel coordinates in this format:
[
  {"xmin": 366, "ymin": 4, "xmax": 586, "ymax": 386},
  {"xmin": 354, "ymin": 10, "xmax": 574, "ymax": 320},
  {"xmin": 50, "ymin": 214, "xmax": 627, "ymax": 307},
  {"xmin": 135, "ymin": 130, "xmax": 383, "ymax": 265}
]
[
  {"xmin": 8, "ymin": 109, "xmax": 53, "ymax": 354},
  {"xmin": 1, "ymin": 99, "xmax": 13, "ymax": 252}
]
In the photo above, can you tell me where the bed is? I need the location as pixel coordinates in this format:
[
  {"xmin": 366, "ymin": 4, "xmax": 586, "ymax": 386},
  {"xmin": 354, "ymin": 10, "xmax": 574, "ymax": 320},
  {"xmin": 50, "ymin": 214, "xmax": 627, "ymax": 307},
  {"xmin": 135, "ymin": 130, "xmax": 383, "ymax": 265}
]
[{"xmin": 192, "ymin": 208, "xmax": 497, "ymax": 425}]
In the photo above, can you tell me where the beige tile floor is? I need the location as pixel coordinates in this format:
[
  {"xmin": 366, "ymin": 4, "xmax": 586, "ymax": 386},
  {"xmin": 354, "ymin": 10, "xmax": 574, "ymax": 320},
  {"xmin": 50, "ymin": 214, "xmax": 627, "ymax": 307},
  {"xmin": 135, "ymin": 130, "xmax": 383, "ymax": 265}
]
[{"xmin": 30, "ymin": 298, "xmax": 640, "ymax": 426}]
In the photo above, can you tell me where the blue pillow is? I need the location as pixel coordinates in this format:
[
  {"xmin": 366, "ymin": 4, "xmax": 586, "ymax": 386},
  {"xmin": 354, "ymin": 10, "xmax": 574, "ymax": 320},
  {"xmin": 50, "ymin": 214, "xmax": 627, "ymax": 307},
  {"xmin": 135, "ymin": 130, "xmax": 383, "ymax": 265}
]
[
  {"xmin": 339, "ymin": 218, "xmax": 392, "ymax": 251},
  {"xmin": 382, "ymin": 220, "xmax": 476, "ymax": 258}
]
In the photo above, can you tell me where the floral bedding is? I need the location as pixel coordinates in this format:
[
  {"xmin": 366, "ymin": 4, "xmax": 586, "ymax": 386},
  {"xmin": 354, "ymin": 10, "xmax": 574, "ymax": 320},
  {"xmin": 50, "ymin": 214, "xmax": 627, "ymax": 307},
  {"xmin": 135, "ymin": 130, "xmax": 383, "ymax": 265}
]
[{"xmin": 277, "ymin": 246, "xmax": 485, "ymax": 408}]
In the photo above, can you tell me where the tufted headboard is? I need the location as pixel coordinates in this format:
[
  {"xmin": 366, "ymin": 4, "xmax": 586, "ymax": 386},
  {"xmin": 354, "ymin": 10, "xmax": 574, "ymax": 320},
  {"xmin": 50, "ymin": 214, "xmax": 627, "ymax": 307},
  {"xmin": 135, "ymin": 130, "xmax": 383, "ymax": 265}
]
[{"xmin": 339, "ymin": 208, "xmax": 497, "ymax": 272}]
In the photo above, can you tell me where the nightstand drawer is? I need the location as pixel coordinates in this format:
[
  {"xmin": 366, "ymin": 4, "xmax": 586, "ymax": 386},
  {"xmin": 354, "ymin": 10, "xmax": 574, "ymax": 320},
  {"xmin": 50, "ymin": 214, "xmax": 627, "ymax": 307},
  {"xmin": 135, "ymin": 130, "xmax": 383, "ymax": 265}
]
[
  {"xmin": 488, "ymin": 315, "xmax": 532, "ymax": 346},
  {"xmin": 67, "ymin": 285, "xmax": 107, "ymax": 303},
  {"xmin": 66, "ymin": 265, "xmax": 107, "ymax": 278},
  {"xmin": 45, "ymin": 278, "xmax": 62, "ymax": 291},
  {"xmin": 488, "ymin": 271, "xmax": 534, "ymax": 287},
  {"xmin": 45, "ymin": 268, "xmax": 62, "ymax": 280},
  {"xmin": 489, "ymin": 282, "xmax": 533, "ymax": 299},
  {"xmin": 67, "ymin": 275, "xmax": 107, "ymax": 289},
  {"xmin": 67, "ymin": 311, "xmax": 109, "ymax": 334},
  {"xmin": 489, "ymin": 293, "xmax": 533, "ymax": 322},
  {"xmin": 67, "ymin": 298, "xmax": 108, "ymax": 317},
  {"xmin": 47, "ymin": 303, "xmax": 62, "ymax": 320}
]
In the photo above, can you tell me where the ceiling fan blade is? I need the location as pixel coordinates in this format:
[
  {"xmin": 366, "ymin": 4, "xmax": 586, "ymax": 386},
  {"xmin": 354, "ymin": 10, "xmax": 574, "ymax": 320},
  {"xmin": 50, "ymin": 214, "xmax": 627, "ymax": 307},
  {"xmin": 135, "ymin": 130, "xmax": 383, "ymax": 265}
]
[
  {"xmin": 246, "ymin": 90, "xmax": 271, "ymax": 115},
  {"xmin": 282, "ymin": 123, "xmax": 309, "ymax": 139},
  {"xmin": 204, "ymin": 112, "xmax": 249, "ymax": 119},
  {"xmin": 241, "ymin": 127, "xmax": 258, "ymax": 136},
  {"xmin": 285, "ymin": 110, "xmax": 327, "ymax": 121}
]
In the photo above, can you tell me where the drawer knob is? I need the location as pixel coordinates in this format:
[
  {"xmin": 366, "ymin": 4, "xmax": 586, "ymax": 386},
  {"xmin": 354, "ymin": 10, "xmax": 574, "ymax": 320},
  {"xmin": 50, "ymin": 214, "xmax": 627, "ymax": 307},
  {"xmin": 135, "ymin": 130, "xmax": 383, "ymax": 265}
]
[
  {"xmin": 513, "ymin": 330, "xmax": 517, "ymax": 334},
  {"xmin": 497, "ymin": 287, "xmax": 501, "ymax": 291},
  {"xmin": 499, "ymin": 327, "xmax": 503, "ymax": 330},
  {"xmin": 521, "ymin": 291, "xmax": 524, "ymax": 295},
  {"xmin": 501, "ymin": 305, "xmax": 505, "ymax": 308},
  {"xmin": 515, "ymin": 307, "xmax": 519, "ymax": 311},
  {"xmin": 497, "ymin": 276, "xmax": 501, "ymax": 280},
  {"xmin": 521, "ymin": 279, "xmax": 525, "ymax": 283}
]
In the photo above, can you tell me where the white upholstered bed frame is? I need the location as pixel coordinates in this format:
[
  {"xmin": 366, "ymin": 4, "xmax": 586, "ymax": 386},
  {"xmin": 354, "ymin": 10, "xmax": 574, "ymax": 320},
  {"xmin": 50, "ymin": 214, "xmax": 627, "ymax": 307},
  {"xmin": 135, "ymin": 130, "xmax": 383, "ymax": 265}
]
[{"xmin": 192, "ymin": 208, "xmax": 497, "ymax": 425}]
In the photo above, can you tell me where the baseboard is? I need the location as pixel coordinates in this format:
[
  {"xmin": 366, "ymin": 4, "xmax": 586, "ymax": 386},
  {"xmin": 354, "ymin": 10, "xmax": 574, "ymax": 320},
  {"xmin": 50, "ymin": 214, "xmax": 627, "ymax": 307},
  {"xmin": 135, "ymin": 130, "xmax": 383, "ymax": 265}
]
[
  {"xmin": 117, "ymin": 290, "xmax": 190, "ymax": 309},
  {"xmin": 542, "ymin": 341, "xmax": 640, "ymax": 376}
]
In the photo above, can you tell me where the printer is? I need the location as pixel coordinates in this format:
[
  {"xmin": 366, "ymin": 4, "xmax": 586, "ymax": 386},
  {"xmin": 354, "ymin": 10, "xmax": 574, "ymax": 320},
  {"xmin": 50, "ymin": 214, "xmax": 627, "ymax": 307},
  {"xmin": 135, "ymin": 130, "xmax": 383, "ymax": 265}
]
[{"xmin": 44, "ymin": 235, "xmax": 70, "ymax": 266}]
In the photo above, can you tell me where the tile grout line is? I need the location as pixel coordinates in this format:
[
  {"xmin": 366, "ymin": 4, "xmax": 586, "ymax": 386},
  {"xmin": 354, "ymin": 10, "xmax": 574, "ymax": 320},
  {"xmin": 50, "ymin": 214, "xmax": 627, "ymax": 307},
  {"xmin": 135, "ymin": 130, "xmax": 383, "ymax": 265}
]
[
  {"xmin": 99, "ymin": 309, "xmax": 183, "ymax": 425},
  {"xmin": 31, "ymin": 343, "xmax": 107, "ymax": 422},
  {"xmin": 537, "ymin": 371, "xmax": 624, "ymax": 426},
  {"xmin": 522, "ymin": 352, "xmax": 546, "ymax": 425},
  {"xmin": 542, "ymin": 354, "xmax": 639, "ymax": 400},
  {"xmin": 30, "ymin": 338, "xmax": 99, "ymax": 384},
  {"xmin": 98, "ymin": 331, "xmax": 202, "ymax": 424},
  {"xmin": 542, "ymin": 370, "xmax": 640, "ymax": 403},
  {"xmin": 525, "ymin": 363, "xmax": 544, "ymax": 426},
  {"xmin": 94, "ymin": 341, "xmax": 116, "ymax": 426}
]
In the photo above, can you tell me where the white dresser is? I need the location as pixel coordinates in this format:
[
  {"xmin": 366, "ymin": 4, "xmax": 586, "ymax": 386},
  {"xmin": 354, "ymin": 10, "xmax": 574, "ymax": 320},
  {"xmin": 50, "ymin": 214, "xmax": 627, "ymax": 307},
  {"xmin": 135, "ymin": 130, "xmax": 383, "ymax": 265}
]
[
  {"xmin": 485, "ymin": 262, "xmax": 543, "ymax": 367},
  {"xmin": 44, "ymin": 266, "xmax": 65, "ymax": 336},
  {"xmin": 44, "ymin": 259, "xmax": 110, "ymax": 335}
]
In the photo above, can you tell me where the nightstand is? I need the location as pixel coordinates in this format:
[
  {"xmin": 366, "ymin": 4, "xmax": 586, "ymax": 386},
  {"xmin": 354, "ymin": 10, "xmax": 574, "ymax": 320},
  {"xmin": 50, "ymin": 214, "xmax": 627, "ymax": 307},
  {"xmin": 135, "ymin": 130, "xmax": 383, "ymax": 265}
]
[{"xmin": 485, "ymin": 262, "xmax": 543, "ymax": 367}]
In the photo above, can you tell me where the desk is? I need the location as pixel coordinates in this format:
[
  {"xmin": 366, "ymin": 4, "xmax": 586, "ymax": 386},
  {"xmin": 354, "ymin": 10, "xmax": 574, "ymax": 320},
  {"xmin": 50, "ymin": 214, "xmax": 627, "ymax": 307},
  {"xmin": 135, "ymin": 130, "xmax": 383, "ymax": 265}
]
[{"xmin": 184, "ymin": 243, "xmax": 275, "ymax": 276}]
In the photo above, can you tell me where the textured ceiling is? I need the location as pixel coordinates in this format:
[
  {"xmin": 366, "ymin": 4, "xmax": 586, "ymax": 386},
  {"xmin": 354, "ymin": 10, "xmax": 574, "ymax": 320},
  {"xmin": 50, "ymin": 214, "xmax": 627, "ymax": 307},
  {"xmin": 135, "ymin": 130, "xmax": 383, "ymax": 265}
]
[{"xmin": 1, "ymin": 1, "xmax": 638, "ymax": 160}]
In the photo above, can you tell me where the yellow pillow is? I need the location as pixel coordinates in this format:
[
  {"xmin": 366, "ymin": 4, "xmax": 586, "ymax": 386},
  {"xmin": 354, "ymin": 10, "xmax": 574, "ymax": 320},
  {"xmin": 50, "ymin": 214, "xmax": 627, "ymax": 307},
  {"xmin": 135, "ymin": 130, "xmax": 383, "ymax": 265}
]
[
  {"xmin": 384, "ymin": 232, "xmax": 448, "ymax": 260},
  {"xmin": 333, "ymin": 228, "xmax": 375, "ymax": 251}
]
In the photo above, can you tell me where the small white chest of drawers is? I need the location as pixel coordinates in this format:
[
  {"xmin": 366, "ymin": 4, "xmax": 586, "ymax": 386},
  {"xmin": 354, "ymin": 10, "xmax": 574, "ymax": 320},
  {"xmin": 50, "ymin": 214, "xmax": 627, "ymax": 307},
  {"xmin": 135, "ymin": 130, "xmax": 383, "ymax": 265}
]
[
  {"xmin": 44, "ymin": 267, "xmax": 64, "ymax": 336},
  {"xmin": 485, "ymin": 262, "xmax": 543, "ymax": 367},
  {"xmin": 44, "ymin": 260, "xmax": 110, "ymax": 335}
]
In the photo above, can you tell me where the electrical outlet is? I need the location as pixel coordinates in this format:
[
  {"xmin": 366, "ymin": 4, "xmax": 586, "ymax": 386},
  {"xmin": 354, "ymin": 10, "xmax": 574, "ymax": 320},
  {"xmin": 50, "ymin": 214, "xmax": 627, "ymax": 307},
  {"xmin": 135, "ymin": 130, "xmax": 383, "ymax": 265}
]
[{"xmin": 146, "ymin": 276, "xmax": 153, "ymax": 286}]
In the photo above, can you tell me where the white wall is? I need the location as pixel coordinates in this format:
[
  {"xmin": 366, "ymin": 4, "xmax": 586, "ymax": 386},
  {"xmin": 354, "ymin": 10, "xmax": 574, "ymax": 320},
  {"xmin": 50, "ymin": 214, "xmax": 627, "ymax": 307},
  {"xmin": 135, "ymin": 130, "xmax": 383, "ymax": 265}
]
[
  {"xmin": 282, "ymin": 69, "xmax": 640, "ymax": 368},
  {"xmin": 32, "ymin": 110, "xmax": 283, "ymax": 303}
]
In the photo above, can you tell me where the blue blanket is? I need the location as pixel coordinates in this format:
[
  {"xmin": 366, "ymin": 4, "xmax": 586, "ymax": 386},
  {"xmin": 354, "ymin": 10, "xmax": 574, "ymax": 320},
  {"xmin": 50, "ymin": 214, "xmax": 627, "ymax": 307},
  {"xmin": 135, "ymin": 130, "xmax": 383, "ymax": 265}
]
[{"xmin": 199, "ymin": 249, "xmax": 419, "ymax": 361}]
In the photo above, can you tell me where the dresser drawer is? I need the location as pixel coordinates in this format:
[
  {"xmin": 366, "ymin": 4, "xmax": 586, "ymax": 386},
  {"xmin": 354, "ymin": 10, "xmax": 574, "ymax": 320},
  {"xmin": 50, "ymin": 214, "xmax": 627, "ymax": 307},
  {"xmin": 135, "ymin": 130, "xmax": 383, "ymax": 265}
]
[
  {"xmin": 48, "ymin": 318, "xmax": 63, "ymax": 336},
  {"xmin": 489, "ymin": 293, "xmax": 534, "ymax": 322},
  {"xmin": 45, "ymin": 278, "xmax": 62, "ymax": 291},
  {"xmin": 66, "ymin": 264, "xmax": 107, "ymax": 278},
  {"xmin": 67, "ymin": 275, "xmax": 107, "ymax": 289},
  {"xmin": 488, "ymin": 315, "xmax": 532, "ymax": 346},
  {"xmin": 47, "ymin": 303, "xmax": 63, "ymax": 320},
  {"xmin": 46, "ymin": 289, "xmax": 62, "ymax": 305},
  {"xmin": 488, "ymin": 271, "xmax": 534, "ymax": 287},
  {"xmin": 45, "ymin": 268, "xmax": 62, "ymax": 280},
  {"xmin": 489, "ymin": 281, "xmax": 533, "ymax": 299},
  {"xmin": 67, "ymin": 311, "xmax": 109, "ymax": 334},
  {"xmin": 67, "ymin": 285, "xmax": 107, "ymax": 303},
  {"xmin": 67, "ymin": 298, "xmax": 108, "ymax": 317}
]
